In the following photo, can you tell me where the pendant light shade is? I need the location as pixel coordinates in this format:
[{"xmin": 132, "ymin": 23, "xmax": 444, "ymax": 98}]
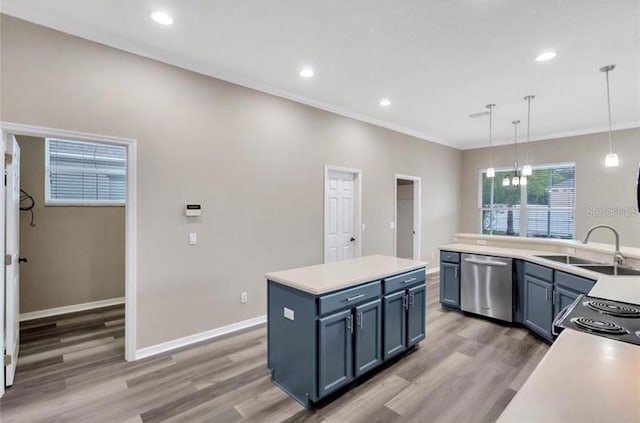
[
  {"xmin": 486, "ymin": 104, "xmax": 496, "ymax": 178},
  {"xmin": 522, "ymin": 165, "xmax": 532, "ymax": 176},
  {"xmin": 605, "ymin": 153, "xmax": 620, "ymax": 167},
  {"xmin": 512, "ymin": 176, "xmax": 520, "ymax": 187},
  {"xmin": 502, "ymin": 176, "xmax": 510, "ymax": 186},
  {"xmin": 600, "ymin": 65, "xmax": 619, "ymax": 168}
]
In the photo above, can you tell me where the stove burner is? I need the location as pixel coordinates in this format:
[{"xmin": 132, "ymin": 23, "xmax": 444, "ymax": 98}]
[
  {"xmin": 570, "ymin": 317, "xmax": 629, "ymax": 335},
  {"xmin": 584, "ymin": 300, "xmax": 640, "ymax": 318}
]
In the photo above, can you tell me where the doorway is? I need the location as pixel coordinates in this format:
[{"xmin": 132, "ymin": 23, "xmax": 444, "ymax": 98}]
[
  {"xmin": 394, "ymin": 175, "xmax": 421, "ymax": 260},
  {"xmin": 0, "ymin": 123, "xmax": 137, "ymax": 397},
  {"xmin": 324, "ymin": 166, "xmax": 362, "ymax": 263}
]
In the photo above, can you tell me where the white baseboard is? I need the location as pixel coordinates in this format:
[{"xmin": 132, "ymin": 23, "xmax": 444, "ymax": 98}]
[
  {"xmin": 135, "ymin": 314, "xmax": 267, "ymax": 360},
  {"xmin": 426, "ymin": 268, "xmax": 440, "ymax": 275},
  {"xmin": 19, "ymin": 297, "xmax": 125, "ymax": 322}
]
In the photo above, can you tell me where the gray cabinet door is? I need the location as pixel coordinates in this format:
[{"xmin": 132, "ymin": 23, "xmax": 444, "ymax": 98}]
[
  {"xmin": 524, "ymin": 275, "xmax": 553, "ymax": 340},
  {"xmin": 318, "ymin": 309, "xmax": 353, "ymax": 397},
  {"xmin": 354, "ymin": 299, "xmax": 382, "ymax": 377},
  {"xmin": 554, "ymin": 286, "xmax": 579, "ymax": 319},
  {"xmin": 407, "ymin": 285, "xmax": 426, "ymax": 347},
  {"xmin": 383, "ymin": 290, "xmax": 406, "ymax": 360},
  {"xmin": 440, "ymin": 262, "xmax": 460, "ymax": 307}
]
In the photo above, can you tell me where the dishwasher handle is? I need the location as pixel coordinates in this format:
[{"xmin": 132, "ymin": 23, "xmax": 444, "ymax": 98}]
[{"xmin": 464, "ymin": 258, "xmax": 509, "ymax": 267}]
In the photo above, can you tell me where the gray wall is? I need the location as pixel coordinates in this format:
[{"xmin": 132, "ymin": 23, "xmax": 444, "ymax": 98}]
[
  {"xmin": 17, "ymin": 136, "xmax": 125, "ymax": 313},
  {"xmin": 460, "ymin": 128, "xmax": 640, "ymax": 246},
  {"xmin": 0, "ymin": 15, "xmax": 461, "ymax": 348}
]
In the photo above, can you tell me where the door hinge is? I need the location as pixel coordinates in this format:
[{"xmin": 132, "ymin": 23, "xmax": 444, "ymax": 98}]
[
  {"xmin": 3, "ymin": 354, "xmax": 11, "ymax": 366},
  {"xmin": 4, "ymin": 153, "xmax": 12, "ymax": 166},
  {"xmin": 5, "ymin": 254, "xmax": 12, "ymax": 266}
]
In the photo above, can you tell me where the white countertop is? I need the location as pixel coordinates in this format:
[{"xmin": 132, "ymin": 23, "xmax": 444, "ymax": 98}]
[
  {"xmin": 440, "ymin": 237, "xmax": 640, "ymax": 422},
  {"xmin": 498, "ymin": 330, "xmax": 640, "ymax": 423},
  {"xmin": 265, "ymin": 254, "xmax": 427, "ymax": 295},
  {"xmin": 440, "ymin": 243, "xmax": 640, "ymax": 305}
]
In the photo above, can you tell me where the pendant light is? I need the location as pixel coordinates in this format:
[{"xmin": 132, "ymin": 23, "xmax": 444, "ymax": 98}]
[
  {"xmin": 600, "ymin": 64, "xmax": 619, "ymax": 167},
  {"xmin": 522, "ymin": 95, "xmax": 535, "ymax": 177},
  {"xmin": 503, "ymin": 120, "xmax": 524, "ymax": 187},
  {"xmin": 486, "ymin": 104, "xmax": 496, "ymax": 178}
]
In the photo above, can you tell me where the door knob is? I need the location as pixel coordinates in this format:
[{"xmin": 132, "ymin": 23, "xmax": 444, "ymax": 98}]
[
  {"xmin": 18, "ymin": 257, "xmax": 28, "ymax": 264},
  {"xmin": 350, "ymin": 237, "xmax": 356, "ymax": 242}
]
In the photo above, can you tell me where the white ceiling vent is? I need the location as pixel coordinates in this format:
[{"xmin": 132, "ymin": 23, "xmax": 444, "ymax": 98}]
[{"xmin": 468, "ymin": 111, "xmax": 489, "ymax": 119}]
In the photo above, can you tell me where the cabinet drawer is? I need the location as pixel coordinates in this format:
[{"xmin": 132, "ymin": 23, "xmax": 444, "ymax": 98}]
[
  {"xmin": 525, "ymin": 262, "xmax": 553, "ymax": 282},
  {"xmin": 441, "ymin": 251, "xmax": 460, "ymax": 263},
  {"xmin": 555, "ymin": 271, "xmax": 595, "ymax": 294},
  {"xmin": 384, "ymin": 269, "xmax": 425, "ymax": 294},
  {"xmin": 318, "ymin": 281, "xmax": 381, "ymax": 316}
]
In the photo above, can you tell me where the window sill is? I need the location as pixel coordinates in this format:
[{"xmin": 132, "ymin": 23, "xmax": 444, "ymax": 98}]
[{"xmin": 44, "ymin": 202, "xmax": 125, "ymax": 207}]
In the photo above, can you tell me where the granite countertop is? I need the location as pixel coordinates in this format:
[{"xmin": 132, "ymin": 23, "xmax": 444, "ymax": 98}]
[
  {"xmin": 440, "ymin": 237, "xmax": 640, "ymax": 422},
  {"xmin": 265, "ymin": 254, "xmax": 427, "ymax": 295}
]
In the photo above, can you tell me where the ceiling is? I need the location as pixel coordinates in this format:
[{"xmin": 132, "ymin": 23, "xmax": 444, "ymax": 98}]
[{"xmin": 1, "ymin": 0, "xmax": 639, "ymax": 149}]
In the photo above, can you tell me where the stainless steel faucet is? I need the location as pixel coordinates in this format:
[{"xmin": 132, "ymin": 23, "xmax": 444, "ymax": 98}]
[{"xmin": 582, "ymin": 225, "xmax": 627, "ymax": 266}]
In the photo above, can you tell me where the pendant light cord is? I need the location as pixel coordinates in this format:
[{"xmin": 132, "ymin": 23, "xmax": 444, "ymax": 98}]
[
  {"xmin": 513, "ymin": 120, "xmax": 519, "ymax": 169},
  {"xmin": 605, "ymin": 68, "xmax": 614, "ymax": 153}
]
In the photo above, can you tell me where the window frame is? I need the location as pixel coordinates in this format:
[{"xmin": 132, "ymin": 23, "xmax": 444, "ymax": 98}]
[
  {"xmin": 478, "ymin": 162, "xmax": 576, "ymax": 239},
  {"xmin": 44, "ymin": 137, "xmax": 127, "ymax": 207}
]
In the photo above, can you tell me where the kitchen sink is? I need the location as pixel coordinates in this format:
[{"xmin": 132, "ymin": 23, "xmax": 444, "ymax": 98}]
[
  {"xmin": 573, "ymin": 265, "xmax": 640, "ymax": 276},
  {"xmin": 535, "ymin": 255, "xmax": 602, "ymax": 265}
]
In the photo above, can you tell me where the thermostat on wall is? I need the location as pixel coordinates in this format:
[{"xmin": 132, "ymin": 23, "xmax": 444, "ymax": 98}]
[{"xmin": 185, "ymin": 204, "xmax": 202, "ymax": 217}]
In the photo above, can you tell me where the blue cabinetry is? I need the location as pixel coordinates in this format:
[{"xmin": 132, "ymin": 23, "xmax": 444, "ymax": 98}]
[
  {"xmin": 439, "ymin": 251, "xmax": 460, "ymax": 308},
  {"xmin": 267, "ymin": 266, "xmax": 426, "ymax": 408}
]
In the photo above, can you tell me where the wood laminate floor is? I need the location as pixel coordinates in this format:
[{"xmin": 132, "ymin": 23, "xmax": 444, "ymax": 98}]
[{"xmin": 1, "ymin": 276, "xmax": 549, "ymax": 422}]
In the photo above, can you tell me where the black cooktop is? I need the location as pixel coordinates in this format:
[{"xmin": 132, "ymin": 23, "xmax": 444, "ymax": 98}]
[{"xmin": 554, "ymin": 295, "xmax": 640, "ymax": 346}]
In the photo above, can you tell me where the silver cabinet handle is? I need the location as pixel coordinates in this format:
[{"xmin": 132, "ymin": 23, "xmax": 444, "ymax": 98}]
[
  {"xmin": 358, "ymin": 311, "xmax": 363, "ymax": 330},
  {"xmin": 410, "ymin": 292, "xmax": 415, "ymax": 307},
  {"xmin": 402, "ymin": 278, "xmax": 417, "ymax": 284},
  {"xmin": 403, "ymin": 294, "xmax": 408, "ymax": 310},
  {"xmin": 464, "ymin": 258, "xmax": 508, "ymax": 267},
  {"xmin": 348, "ymin": 314, "xmax": 354, "ymax": 334},
  {"xmin": 346, "ymin": 293, "xmax": 365, "ymax": 302},
  {"xmin": 454, "ymin": 267, "xmax": 458, "ymax": 279}
]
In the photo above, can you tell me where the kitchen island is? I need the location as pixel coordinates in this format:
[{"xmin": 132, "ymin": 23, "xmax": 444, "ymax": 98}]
[{"xmin": 266, "ymin": 255, "xmax": 427, "ymax": 408}]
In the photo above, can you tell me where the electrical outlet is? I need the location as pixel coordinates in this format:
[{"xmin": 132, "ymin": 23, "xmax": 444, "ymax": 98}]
[
  {"xmin": 567, "ymin": 247, "xmax": 576, "ymax": 254},
  {"xmin": 477, "ymin": 239, "xmax": 487, "ymax": 245},
  {"xmin": 389, "ymin": 222, "xmax": 395, "ymax": 229},
  {"xmin": 362, "ymin": 223, "xmax": 366, "ymax": 231},
  {"xmin": 241, "ymin": 292, "xmax": 248, "ymax": 303},
  {"xmin": 189, "ymin": 233, "xmax": 197, "ymax": 245}
]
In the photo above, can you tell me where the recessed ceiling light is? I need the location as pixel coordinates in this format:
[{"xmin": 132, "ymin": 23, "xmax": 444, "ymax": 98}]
[
  {"xmin": 379, "ymin": 98, "xmax": 391, "ymax": 107},
  {"xmin": 535, "ymin": 51, "xmax": 557, "ymax": 62},
  {"xmin": 299, "ymin": 68, "xmax": 315, "ymax": 78},
  {"xmin": 151, "ymin": 11, "xmax": 173, "ymax": 25}
]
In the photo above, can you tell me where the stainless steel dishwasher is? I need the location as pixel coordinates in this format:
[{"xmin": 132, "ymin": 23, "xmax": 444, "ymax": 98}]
[{"xmin": 461, "ymin": 254, "xmax": 513, "ymax": 322}]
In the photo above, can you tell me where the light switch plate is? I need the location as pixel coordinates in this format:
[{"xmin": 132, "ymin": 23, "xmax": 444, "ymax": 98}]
[
  {"xmin": 189, "ymin": 233, "xmax": 197, "ymax": 245},
  {"xmin": 284, "ymin": 307, "xmax": 294, "ymax": 321}
]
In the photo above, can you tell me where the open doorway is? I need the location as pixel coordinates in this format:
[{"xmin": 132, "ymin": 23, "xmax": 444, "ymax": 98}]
[
  {"xmin": 394, "ymin": 175, "xmax": 421, "ymax": 260},
  {"xmin": 0, "ymin": 123, "xmax": 137, "ymax": 395}
]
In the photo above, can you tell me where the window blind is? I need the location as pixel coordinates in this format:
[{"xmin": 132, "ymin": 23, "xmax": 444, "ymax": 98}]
[{"xmin": 46, "ymin": 138, "xmax": 127, "ymax": 204}]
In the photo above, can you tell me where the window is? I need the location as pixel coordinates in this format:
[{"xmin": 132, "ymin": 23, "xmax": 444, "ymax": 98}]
[
  {"xmin": 480, "ymin": 163, "xmax": 575, "ymax": 239},
  {"xmin": 45, "ymin": 138, "xmax": 127, "ymax": 205}
]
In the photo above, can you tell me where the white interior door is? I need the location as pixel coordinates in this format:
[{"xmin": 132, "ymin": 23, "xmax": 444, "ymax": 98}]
[
  {"xmin": 5, "ymin": 135, "xmax": 20, "ymax": 386},
  {"xmin": 325, "ymin": 170, "xmax": 357, "ymax": 263}
]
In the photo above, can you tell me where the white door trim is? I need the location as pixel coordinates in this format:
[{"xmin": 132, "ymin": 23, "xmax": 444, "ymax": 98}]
[
  {"xmin": 0, "ymin": 122, "xmax": 138, "ymax": 382},
  {"xmin": 394, "ymin": 174, "xmax": 422, "ymax": 260},
  {"xmin": 324, "ymin": 165, "xmax": 362, "ymax": 263}
]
